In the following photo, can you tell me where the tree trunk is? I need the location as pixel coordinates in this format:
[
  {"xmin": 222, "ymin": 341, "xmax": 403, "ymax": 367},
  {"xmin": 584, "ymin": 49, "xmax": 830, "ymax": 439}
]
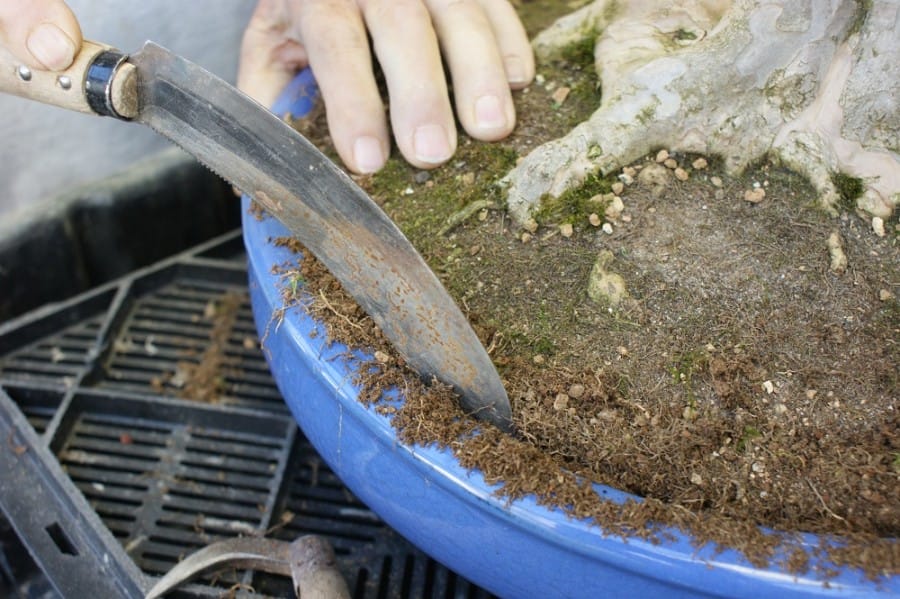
[{"xmin": 505, "ymin": 0, "xmax": 899, "ymax": 225}]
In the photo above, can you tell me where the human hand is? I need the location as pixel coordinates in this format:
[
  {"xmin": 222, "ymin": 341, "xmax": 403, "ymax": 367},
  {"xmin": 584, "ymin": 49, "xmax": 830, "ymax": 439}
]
[
  {"xmin": 0, "ymin": 0, "xmax": 81, "ymax": 71},
  {"xmin": 238, "ymin": 0, "xmax": 535, "ymax": 174}
]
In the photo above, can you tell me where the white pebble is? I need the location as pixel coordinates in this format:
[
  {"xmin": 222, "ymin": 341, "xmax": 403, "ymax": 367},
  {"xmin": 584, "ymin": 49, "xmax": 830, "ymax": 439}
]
[
  {"xmin": 744, "ymin": 188, "xmax": 766, "ymax": 203},
  {"xmin": 827, "ymin": 231, "xmax": 848, "ymax": 274},
  {"xmin": 553, "ymin": 393, "xmax": 569, "ymax": 411},
  {"xmin": 605, "ymin": 196, "xmax": 625, "ymax": 220}
]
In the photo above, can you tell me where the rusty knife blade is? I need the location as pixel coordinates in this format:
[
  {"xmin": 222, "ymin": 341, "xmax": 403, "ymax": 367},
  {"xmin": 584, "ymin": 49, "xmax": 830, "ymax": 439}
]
[{"xmin": 127, "ymin": 42, "xmax": 511, "ymax": 429}]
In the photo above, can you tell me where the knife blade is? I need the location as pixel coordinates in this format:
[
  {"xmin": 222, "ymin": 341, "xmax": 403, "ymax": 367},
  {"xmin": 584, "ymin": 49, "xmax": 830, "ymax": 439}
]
[{"xmin": 0, "ymin": 40, "xmax": 511, "ymax": 430}]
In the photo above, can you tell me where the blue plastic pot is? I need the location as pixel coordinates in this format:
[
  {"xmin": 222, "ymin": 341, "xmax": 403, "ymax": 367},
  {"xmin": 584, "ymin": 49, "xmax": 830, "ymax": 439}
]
[{"xmin": 242, "ymin": 70, "xmax": 898, "ymax": 598}]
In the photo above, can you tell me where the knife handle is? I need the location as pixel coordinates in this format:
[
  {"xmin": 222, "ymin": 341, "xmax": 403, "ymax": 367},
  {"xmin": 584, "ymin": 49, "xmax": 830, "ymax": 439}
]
[{"xmin": 0, "ymin": 39, "xmax": 137, "ymax": 119}]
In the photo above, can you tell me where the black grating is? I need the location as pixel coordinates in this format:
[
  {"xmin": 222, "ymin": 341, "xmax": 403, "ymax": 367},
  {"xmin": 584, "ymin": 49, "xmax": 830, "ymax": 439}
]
[
  {"xmin": 96, "ymin": 279, "xmax": 285, "ymax": 414},
  {"xmin": 0, "ymin": 313, "xmax": 105, "ymax": 384},
  {"xmin": 255, "ymin": 435, "xmax": 494, "ymax": 599},
  {"xmin": 2, "ymin": 386, "xmax": 63, "ymax": 434},
  {"xmin": 0, "ymin": 229, "xmax": 493, "ymax": 598}
]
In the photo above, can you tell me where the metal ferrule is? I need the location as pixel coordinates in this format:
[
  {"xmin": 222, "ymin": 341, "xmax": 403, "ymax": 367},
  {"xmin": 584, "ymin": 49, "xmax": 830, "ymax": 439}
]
[{"xmin": 85, "ymin": 50, "xmax": 130, "ymax": 119}]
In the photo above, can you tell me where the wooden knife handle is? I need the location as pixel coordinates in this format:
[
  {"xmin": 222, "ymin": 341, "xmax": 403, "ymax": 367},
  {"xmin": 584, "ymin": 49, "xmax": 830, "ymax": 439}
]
[{"xmin": 0, "ymin": 39, "xmax": 137, "ymax": 118}]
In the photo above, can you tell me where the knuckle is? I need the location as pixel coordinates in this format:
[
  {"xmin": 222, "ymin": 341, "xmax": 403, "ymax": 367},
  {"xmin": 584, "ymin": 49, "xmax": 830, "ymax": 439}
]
[{"xmin": 360, "ymin": 0, "xmax": 430, "ymax": 26}]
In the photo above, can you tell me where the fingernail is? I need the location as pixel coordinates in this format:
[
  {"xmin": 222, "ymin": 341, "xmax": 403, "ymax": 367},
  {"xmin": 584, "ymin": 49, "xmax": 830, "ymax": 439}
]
[
  {"xmin": 26, "ymin": 23, "xmax": 76, "ymax": 70},
  {"xmin": 353, "ymin": 136, "xmax": 385, "ymax": 174},
  {"xmin": 504, "ymin": 56, "xmax": 527, "ymax": 85},
  {"xmin": 414, "ymin": 124, "xmax": 452, "ymax": 164},
  {"xmin": 475, "ymin": 95, "xmax": 507, "ymax": 130}
]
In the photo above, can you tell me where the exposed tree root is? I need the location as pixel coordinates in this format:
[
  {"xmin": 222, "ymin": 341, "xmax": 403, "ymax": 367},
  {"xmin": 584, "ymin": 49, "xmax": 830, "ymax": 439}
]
[{"xmin": 505, "ymin": 0, "xmax": 899, "ymax": 223}]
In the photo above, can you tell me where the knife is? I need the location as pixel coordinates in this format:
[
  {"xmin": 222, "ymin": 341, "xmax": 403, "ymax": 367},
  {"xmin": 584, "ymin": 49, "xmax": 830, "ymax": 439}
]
[{"xmin": 0, "ymin": 40, "xmax": 511, "ymax": 430}]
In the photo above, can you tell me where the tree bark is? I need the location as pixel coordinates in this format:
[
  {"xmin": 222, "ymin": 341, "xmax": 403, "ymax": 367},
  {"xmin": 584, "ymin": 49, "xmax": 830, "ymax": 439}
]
[{"xmin": 506, "ymin": 0, "xmax": 899, "ymax": 224}]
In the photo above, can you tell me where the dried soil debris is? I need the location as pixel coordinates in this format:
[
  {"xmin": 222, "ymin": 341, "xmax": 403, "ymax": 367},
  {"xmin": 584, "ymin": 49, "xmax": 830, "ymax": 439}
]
[{"xmin": 178, "ymin": 290, "xmax": 245, "ymax": 404}]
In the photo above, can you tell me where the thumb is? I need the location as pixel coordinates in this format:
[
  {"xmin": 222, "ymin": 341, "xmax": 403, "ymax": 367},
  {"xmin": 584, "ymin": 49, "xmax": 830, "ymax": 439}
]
[{"xmin": 0, "ymin": 0, "xmax": 81, "ymax": 71}]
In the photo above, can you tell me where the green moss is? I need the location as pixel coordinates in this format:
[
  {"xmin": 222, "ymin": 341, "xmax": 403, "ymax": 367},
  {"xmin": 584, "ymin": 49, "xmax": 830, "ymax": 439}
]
[
  {"xmin": 516, "ymin": 0, "xmax": 597, "ymax": 38},
  {"xmin": 847, "ymin": 0, "xmax": 872, "ymax": 38},
  {"xmin": 674, "ymin": 29, "xmax": 698, "ymax": 41},
  {"xmin": 506, "ymin": 331, "xmax": 558, "ymax": 357},
  {"xmin": 737, "ymin": 426, "xmax": 762, "ymax": 452},
  {"xmin": 370, "ymin": 143, "xmax": 518, "ymax": 255},
  {"xmin": 545, "ymin": 30, "xmax": 604, "ymax": 128},
  {"xmin": 563, "ymin": 83, "xmax": 602, "ymax": 129},
  {"xmin": 636, "ymin": 103, "xmax": 658, "ymax": 125},
  {"xmin": 370, "ymin": 156, "xmax": 412, "ymax": 197},
  {"xmin": 533, "ymin": 336, "xmax": 558, "ymax": 356},
  {"xmin": 560, "ymin": 34, "xmax": 597, "ymax": 67},
  {"xmin": 669, "ymin": 348, "xmax": 709, "ymax": 403},
  {"xmin": 534, "ymin": 171, "xmax": 616, "ymax": 225},
  {"xmin": 602, "ymin": 0, "xmax": 621, "ymax": 22},
  {"xmin": 831, "ymin": 172, "xmax": 865, "ymax": 211}
]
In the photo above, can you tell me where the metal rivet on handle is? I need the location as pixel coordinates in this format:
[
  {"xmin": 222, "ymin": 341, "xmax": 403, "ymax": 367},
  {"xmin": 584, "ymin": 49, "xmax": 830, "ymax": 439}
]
[
  {"xmin": 57, "ymin": 76, "xmax": 72, "ymax": 90},
  {"xmin": 16, "ymin": 65, "xmax": 32, "ymax": 81}
]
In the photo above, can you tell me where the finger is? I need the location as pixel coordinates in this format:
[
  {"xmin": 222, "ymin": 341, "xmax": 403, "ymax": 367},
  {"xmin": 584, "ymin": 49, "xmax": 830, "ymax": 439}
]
[
  {"xmin": 360, "ymin": 0, "xmax": 456, "ymax": 169},
  {"xmin": 238, "ymin": 0, "xmax": 309, "ymax": 109},
  {"xmin": 477, "ymin": 0, "xmax": 534, "ymax": 89},
  {"xmin": 0, "ymin": 0, "xmax": 81, "ymax": 71},
  {"xmin": 425, "ymin": 0, "xmax": 515, "ymax": 141},
  {"xmin": 288, "ymin": 0, "xmax": 389, "ymax": 174}
]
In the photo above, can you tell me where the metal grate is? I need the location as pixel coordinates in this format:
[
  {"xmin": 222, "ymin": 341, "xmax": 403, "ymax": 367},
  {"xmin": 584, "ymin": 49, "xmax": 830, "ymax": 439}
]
[
  {"xmin": 257, "ymin": 436, "xmax": 494, "ymax": 599},
  {"xmin": 0, "ymin": 230, "xmax": 493, "ymax": 598},
  {"xmin": 0, "ymin": 314, "xmax": 105, "ymax": 384},
  {"xmin": 97, "ymin": 279, "xmax": 286, "ymax": 413},
  {"xmin": 2, "ymin": 386, "xmax": 62, "ymax": 434},
  {"xmin": 57, "ymin": 405, "xmax": 289, "ymax": 572}
]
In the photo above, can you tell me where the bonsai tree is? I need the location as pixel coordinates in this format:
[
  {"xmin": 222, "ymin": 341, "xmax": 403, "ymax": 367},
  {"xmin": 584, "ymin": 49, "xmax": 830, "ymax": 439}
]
[{"xmin": 505, "ymin": 0, "xmax": 898, "ymax": 226}]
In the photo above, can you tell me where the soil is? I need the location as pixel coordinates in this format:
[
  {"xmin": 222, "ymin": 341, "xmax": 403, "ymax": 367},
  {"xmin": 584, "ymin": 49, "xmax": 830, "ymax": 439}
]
[
  {"xmin": 148, "ymin": 290, "xmax": 248, "ymax": 404},
  {"xmin": 261, "ymin": 1, "xmax": 899, "ymax": 583}
]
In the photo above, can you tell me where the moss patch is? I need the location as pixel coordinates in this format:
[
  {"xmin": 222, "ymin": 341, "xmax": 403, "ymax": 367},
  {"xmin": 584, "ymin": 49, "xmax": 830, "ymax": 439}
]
[
  {"xmin": 534, "ymin": 171, "xmax": 617, "ymax": 225},
  {"xmin": 831, "ymin": 171, "xmax": 865, "ymax": 211}
]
